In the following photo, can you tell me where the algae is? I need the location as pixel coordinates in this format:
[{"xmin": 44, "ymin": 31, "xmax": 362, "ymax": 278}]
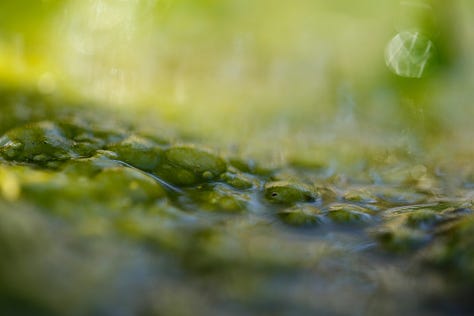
[{"xmin": 0, "ymin": 91, "xmax": 473, "ymax": 315}]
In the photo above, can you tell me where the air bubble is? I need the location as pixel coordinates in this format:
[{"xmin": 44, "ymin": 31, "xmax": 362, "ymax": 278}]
[{"xmin": 385, "ymin": 31, "xmax": 435, "ymax": 78}]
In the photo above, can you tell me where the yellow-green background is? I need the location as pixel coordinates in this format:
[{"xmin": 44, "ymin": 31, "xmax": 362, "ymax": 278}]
[{"xmin": 1, "ymin": 0, "xmax": 473, "ymax": 165}]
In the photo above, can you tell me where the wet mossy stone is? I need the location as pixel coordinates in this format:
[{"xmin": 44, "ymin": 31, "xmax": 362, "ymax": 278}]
[
  {"xmin": 3, "ymin": 159, "xmax": 166, "ymax": 208},
  {"xmin": 264, "ymin": 181, "xmax": 317, "ymax": 205},
  {"xmin": 422, "ymin": 215, "xmax": 474, "ymax": 282},
  {"xmin": 61, "ymin": 151, "xmax": 167, "ymax": 203},
  {"xmin": 0, "ymin": 121, "xmax": 77, "ymax": 163},
  {"xmin": 187, "ymin": 183, "xmax": 249, "ymax": 213},
  {"xmin": 220, "ymin": 171, "xmax": 256, "ymax": 190},
  {"xmin": 228, "ymin": 157, "xmax": 256, "ymax": 173},
  {"xmin": 277, "ymin": 205, "xmax": 323, "ymax": 227},
  {"xmin": 375, "ymin": 187, "xmax": 427, "ymax": 206},
  {"xmin": 343, "ymin": 188, "xmax": 378, "ymax": 204},
  {"xmin": 441, "ymin": 207, "xmax": 473, "ymax": 220},
  {"xmin": 71, "ymin": 138, "xmax": 104, "ymax": 157},
  {"xmin": 62, "ymin": 154, "xmax": 123, "ymax": 177},
  {"xmin": 326, "ymin": 203, "xmax": 373, "ymax": 225},
  {"xmin": 1, "ymin": 165, "xmax": 100, "ymax": 211},
  {"xmin": 372, "ymin": 208, "xmax": 438, "ymax": 253},
  {"xmin": 228, "ymin": 157, "xmax": 272, "ymax": 176},
  {"xmin": 57, "ymin": 116, "xmax": 128, "ymax": 142},
  {"xmin": 94, "ymin": 167, "xmax": 167, "ymax": 203},
  {"xmin": 69, "ymin": 129, "xmax": 107, "ymax": 157},
  {"xmin": 154, "ymin": 145, "xmax": 227, "ymax": 186},
  {"xmin": 405, "ymin": 209, "xmax": 441, "ymax": 229},
  {"xmin": 374, "ymin": 225, "xmax": 430, "ymax": 253},
  {"xmin": 107, "ymin": 135, "xmax": 164, "ymax": 171}
]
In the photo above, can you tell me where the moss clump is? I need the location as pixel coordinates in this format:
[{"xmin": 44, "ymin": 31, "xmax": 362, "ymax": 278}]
[
  {"xmin": 374, "ymin": 226, "xmax": 430, "ymax": 253},
  {"xmin": 372, "ymin": 207, "xmax": 443, "ymax": 253},
  {"xmin": 277, "ymin": 205, "xmax": 323, "ymax": 227},
  {"xmin": 405, "ymin": 209, "xmax": 440, "ymax": 229},
  {"xmin": 93, "ymin": 167, "xmax": 167, "ymax": 204},
  {"xmin": 154, "ymin": 145, "xmax": 227, "ymax": 186},
  {"xmin": 343, "ymin": 189, "xmax": 378, "ymax": 204},
  {"xmin": 422, "ymin": 215, "xmax": 474, "ymax": 284},
  {"xmin": 61, "ymin": 154, "xmax": 122, "ymax": 177},
  {"xmin": 186, "ymin": 184, "xmax": 249, "ymax": 213},
  {"xmin": 326, "ymin": 203, "xmax": 373, "ymax": 225},
  {"xmin": 0, "ymin": 121, "xmax": 75, "ymax": 162},
  {"xmin": 264, "ymin": 181, "xmax": 317, "ymax": 205},
  {"xmin": 220, "ymin": 171, "xmax": 256, "ymax": 190},
  {"xmin": 107, "ymin": 135, "xmax": 164, "ymax": 171}
]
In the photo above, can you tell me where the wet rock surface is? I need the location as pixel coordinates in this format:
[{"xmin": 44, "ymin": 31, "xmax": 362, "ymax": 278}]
[{"xmin": 1, "ymin": 92, "xmax": 474, "ymax": 315}]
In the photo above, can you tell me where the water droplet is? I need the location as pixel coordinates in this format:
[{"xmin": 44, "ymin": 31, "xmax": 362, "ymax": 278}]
[{"xmin": 385, "ymin": 31, "xmax": 435, "ymax": 78}]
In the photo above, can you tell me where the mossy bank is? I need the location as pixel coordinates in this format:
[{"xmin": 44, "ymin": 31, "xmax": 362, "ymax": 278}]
[{"xmin": 1, "ymin": 89, "xmax": 474, "ymax": 316}]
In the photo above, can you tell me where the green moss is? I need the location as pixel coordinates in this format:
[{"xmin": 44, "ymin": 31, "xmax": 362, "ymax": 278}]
[
  {"xmin": 107, "ymin": 135, "xmax": 164, "ymax": 171},
  {"xmin": 375, "ymin": 187, "xmax": 427, "ymax": 206},
  {"xmin": 220, "ymin": 171, "xmax": 256, "ymax": 190},
  {"xmin": 343, "ymin": 189, "xmax": 378, "ymax": 204},
  {"xmin": 57, "ymin": 120, "xmax": 107, "ymax": 156},
  {"xmin": 0, "ymin": 121, "xmax": 75, "ymax": 162},
  {"xmin": 372, "ymin": 207, "xmax": 448, "ymax": 253},
  {"xmin": 187, "ymin": 183, "xmax": 249, "ymax": 213},
  {"xmin": 277, "ymin": 205, "xmax": 323, "ymax": 227},
  {"xmin": 1, "ymin": 88, "xmax": 474, "ymax": 315},
  {"xmin": 61, "ymin": 155, "xmax": 121, "ymax": 177},
  {"xmin": 374, "ymin": 226, "xmax": 430, "ymax": 253},
  {"xmin": 228, "ymin": 157, "xmax": 272, "ymax": 176},
  {"xmin": 424, "ymin": 216, "xmax": 474, "ymax": 283},
  {"xmin": 6, "ymin": 166, "xmax": 92, "ymax": 212},
  {"xmin": 94, "ymin": 167, "xmax": 167, "ymax": 204},
  {"xmin": 154, "ymin": 145, "xmax": 227, "ymax": 186},
  {"xmin": 405, "ymin": 209, "xmax": 440, "ymax": 229},
  {"xmin": 326, "ymin": 203, "xmax": 373, "ymax": 225},
  {"xmin": 263, "ymin": 181, "xmax": 317, "ymax": 205}
]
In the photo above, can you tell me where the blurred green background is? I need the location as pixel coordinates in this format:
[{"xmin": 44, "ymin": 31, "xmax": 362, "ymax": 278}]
[{"xmin": 1, "ymin": 0, "xmax": 473, "ymax": 165}]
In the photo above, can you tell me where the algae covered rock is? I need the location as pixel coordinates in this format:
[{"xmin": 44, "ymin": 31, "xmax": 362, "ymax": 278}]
[
  {"xmin": 154, "ymin": 145, "xmax": 227, "ymax": 186},
  {"xmin": 375, "ymin": 187, "xmax": 427, "ymax": 206},
  {"xmin": 107, "ymin": 135, "xmax": 164, "ymax": 171},
  {"xmin": 263, "ymin": 181, "xmax": 317, "ymax": 205},
  {"xmin": 422, "ymin": 214, "xmax": 474, "ymax": 283},
  {"xmin": 326, "ymin": 203, "xmax": 374, "ymax": 225},
  {"xmin": 277, "ymin": 205, "xmax": 323, "ymax": 227},
  {"xmin": 94, "ymin": 166, "xmax": 167, "ymax": 204},
  {"xmin": 186, "ymin": 183, "xmax": 249, "ymax": 213},
  {"xmin": 372, "ymin": 206, "xmax": 441, "ymax": 253},
  {"xmin": 0, "ymin": 121, "xmax": 76, "ymax": 162},
  {"xmin": 374, "ymin": 225, "xmax": 430, "ymax": 253},
  {"xmin": 57, "ymin": 120, "xmax": 110, "ymax": 156},
  {"xmin": 0, "ymin": 120, "xmax": 125, "ymax": 163},
  {"xmin": 343, "ymin": 188, "xmax": 378, "ymax": 204},
  {"xmin": 61, "ymin": 154, "xmax": 122, "ymax": 177},
  {"xmin": 405, "ymin": 209, "xmax": 441, "ymax": 229},
  {"xmin": 1, "ymin": 161, "xmax": 167, "ymax": 211},
  {"xmin": 220, "ymin": 170, "xmax": 257, "ymax": 190}
]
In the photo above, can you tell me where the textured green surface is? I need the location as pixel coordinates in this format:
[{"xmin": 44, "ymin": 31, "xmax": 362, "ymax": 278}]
[
  {"xmin": 1, "ymin": 1, "xmax": 474, "ymax": 315},
  {"xmin": 1, "ymin": 89, "xmax": 474, "ymax": 315}
]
